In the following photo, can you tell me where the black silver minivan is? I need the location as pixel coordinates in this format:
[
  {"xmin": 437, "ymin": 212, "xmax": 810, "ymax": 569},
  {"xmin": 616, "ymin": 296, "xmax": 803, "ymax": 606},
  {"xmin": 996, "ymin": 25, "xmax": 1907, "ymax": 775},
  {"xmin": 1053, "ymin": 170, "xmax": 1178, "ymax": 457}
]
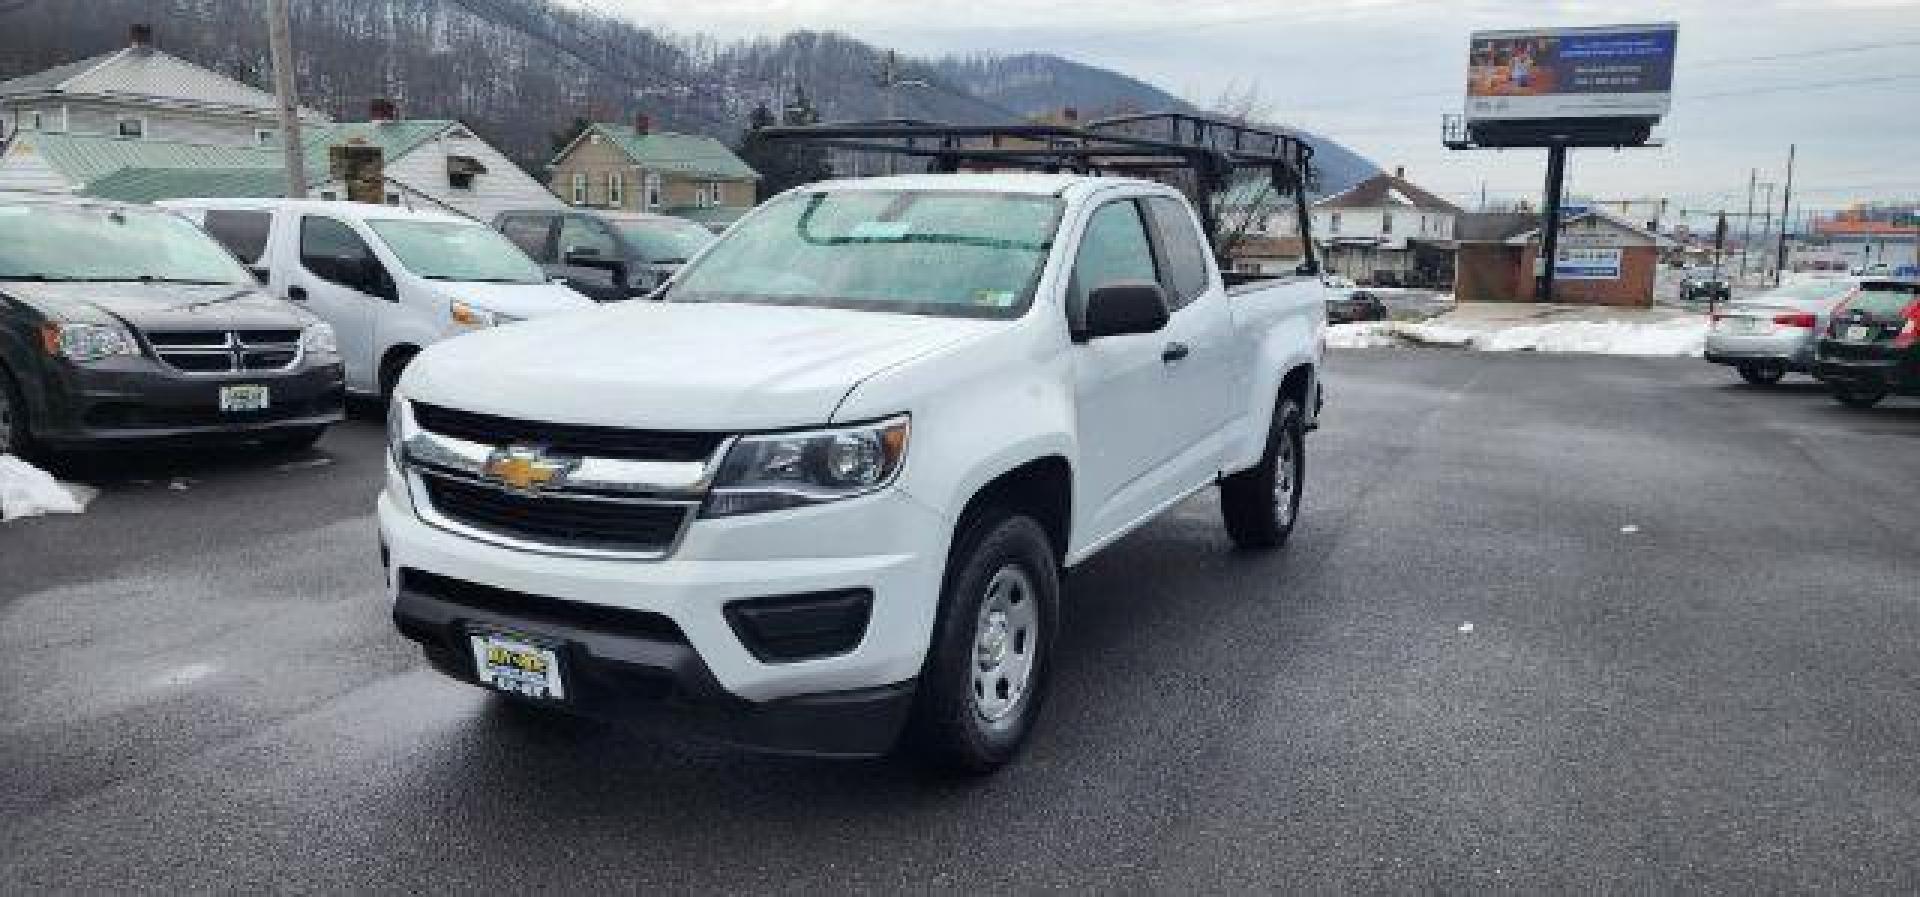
[
  {"xmin": 0, "ymin": 195, "xmax": 345, "ymax": 458},
  {"xmin": 493, "ymin": 210, "xmax": 716, "ymax": 302}
]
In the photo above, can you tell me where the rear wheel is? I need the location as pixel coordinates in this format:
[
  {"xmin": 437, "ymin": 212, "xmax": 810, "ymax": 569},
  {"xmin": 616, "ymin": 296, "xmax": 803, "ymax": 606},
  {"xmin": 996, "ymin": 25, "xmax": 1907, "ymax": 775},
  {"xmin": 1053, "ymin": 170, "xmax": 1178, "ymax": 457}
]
[
  {"xmin": 1832, "ymin": 386, "xmax": 1887, "ymax": 409},
  {"xmin": 1221, "ymin": 397, "xmax": 1305, "ymax": 549},
  {"xmin": 1737, "ymin": 363, "xmax": 1787, "ymax": 386},
  {"xmin": 0, "ymin": 366, "xmax": 37, "ymax": 460},
  {"xmin": 904, "ymin": 511, "xmax": 1059, "ymax": 775}
]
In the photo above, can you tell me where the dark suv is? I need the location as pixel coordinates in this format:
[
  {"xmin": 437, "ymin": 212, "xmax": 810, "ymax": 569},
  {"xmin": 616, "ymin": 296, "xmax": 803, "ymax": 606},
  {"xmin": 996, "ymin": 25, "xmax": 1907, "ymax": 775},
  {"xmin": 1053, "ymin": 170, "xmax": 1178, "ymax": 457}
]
[
  {"xmin": 0, "ymin": 196, "xmax": 345, "ymax": 458},
  {"xmin": 493, "ymin": 210, "xmax": 716, "ymax": 302},
  {"xmin": 1812, "ymin": 278, "xmax": 1920, "ymax": 408}
]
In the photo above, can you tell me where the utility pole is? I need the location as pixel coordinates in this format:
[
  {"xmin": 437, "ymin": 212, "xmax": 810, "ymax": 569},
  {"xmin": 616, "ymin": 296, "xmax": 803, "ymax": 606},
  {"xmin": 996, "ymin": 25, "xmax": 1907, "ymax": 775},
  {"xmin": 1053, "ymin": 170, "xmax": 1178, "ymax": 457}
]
[
  {"xmin": 1758, "ymin": 182, "xmax": 1776, "ymax": 276},
  {"xmin": 266, "ymin": 0, "xmax": 308, "ymax": 198},
  {"xmin": 877, "ymin": 50, "xmax": 928, "ymax": 175},
  {"xmin": 1739, "ymin": 168, "xmax": 1756, "ymax": 283},
  {"xmin": 1774, "ymin": 143, "xmax": 1796, "ymax": 286},
  {"xmin": 1534, "ymin": 145, "xmax": 1569, "ymax": 302}
]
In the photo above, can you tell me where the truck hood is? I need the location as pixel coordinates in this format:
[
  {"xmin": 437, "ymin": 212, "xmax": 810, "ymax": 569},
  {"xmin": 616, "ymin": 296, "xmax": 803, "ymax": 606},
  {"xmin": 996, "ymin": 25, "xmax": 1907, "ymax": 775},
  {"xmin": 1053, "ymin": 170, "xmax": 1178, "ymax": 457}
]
[
  {"xmin": 425, "ymin": 280, "xmax": 595, "ymax": 318},
  {"xmin": 404, "ymin": 300, "xmax": 1003, "ymax": 431},
  {"xmin": 0, "ymin": 280, "xmax": 318, "ymax": 331}
]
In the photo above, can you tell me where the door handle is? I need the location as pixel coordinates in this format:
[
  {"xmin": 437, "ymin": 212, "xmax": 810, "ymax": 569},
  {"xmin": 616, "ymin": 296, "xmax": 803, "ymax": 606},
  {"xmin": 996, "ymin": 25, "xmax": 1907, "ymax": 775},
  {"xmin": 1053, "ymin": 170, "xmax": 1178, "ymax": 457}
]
[
  {"xmin": 286, "ymin": 286, "xmax": 308, "ymax": 302},
  {"xmin": 1162, "ymin": 341, "xmax": 1190, "ymax": 363}
]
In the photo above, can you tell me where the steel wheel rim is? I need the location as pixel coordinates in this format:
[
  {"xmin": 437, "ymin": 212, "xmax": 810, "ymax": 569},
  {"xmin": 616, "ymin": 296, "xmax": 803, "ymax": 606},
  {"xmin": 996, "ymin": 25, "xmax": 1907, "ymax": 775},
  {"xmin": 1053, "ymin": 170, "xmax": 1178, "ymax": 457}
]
[
  {"xmin": 972, "ymin": 564, "xmax": 1039, "ymax": 725},
  {"xmin": 1273, "ymin": 433, "xmax": 1297, "ymax": 526}
]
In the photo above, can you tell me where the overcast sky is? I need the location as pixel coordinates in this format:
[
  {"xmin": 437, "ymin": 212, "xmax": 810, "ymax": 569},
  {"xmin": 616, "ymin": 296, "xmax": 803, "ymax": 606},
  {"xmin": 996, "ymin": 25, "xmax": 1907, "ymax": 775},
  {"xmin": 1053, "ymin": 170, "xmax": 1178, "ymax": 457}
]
[{"xmin": 574, "ymin": 0, "xmax": 1919, "ymax": 220}]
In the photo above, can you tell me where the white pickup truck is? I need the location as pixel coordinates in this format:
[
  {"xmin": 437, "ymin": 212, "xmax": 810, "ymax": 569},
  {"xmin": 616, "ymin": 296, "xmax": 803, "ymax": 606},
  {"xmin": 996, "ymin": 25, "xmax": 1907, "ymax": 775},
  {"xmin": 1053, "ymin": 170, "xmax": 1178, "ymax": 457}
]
[{"xmin": 380, "ymin": 173, "xmax": 1326, "ymax": 772}]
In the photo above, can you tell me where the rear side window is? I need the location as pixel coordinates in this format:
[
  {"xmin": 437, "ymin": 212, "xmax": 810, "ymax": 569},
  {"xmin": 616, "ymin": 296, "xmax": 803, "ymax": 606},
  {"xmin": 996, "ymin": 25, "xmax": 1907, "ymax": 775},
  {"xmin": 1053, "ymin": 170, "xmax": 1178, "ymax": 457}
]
[
  {"xmin": 498, "ymin": 215, "xmax": 553, "ymax": 262},
  {"xmin": 1143, "ymin": 197, "xmax": 1212, "ymax": 310},
  {"xmin": 201, "ymin": 209, "xmax": 272, "ymax": 265}
]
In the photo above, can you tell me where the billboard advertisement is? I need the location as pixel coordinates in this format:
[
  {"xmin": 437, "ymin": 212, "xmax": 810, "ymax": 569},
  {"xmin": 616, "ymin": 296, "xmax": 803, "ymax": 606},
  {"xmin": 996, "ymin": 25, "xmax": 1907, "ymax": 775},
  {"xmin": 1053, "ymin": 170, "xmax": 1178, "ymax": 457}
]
[{"xmin": 1466, "ymin": 24, "xmax": 1678, "ymax": 121}]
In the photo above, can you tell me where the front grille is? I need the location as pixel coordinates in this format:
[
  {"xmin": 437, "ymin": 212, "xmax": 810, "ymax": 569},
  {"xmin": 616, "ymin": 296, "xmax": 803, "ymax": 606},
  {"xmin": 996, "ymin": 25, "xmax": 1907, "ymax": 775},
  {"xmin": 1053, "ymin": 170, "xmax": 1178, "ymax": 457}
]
[
  {"xmin": 412, "ymin": 402, "xmax": 725, "ymax": 462},
  {"xmin": 145, "ymin": 329, "xmax": 303, "ymax": 374},
  {"xmin": 420, "ymin": 471, "xmax": 691, "ymax": 553}
]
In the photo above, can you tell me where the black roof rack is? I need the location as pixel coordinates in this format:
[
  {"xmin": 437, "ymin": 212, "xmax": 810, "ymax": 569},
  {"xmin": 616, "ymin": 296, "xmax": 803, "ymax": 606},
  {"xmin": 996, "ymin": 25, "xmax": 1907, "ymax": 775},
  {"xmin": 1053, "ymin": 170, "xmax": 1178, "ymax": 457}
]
[{"xmin": 757, "ymin": 111, "xmax": 1320, "ymax": 273}]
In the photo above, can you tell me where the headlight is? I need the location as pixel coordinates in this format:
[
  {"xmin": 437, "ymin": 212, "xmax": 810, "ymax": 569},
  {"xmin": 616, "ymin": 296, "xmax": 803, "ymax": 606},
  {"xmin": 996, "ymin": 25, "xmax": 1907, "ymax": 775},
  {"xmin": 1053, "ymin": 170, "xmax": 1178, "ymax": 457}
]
[
  {"xmin": 703, "ymin": 415, "xmax": 909, "ymax": 517},
  {"xmin": 40, "ymin": 322, "xmax": 140, "ymax": 363},
  {"xmin": 386, "ymin": 396, "xmax": 407, "ymax": 467},
  {"xmin": 302, "ymin": 321, "xmax": 339, "ymax": 354},
  {"xmin": 448, "ymin": 300, "xmax": 520, "ymax": 329}
]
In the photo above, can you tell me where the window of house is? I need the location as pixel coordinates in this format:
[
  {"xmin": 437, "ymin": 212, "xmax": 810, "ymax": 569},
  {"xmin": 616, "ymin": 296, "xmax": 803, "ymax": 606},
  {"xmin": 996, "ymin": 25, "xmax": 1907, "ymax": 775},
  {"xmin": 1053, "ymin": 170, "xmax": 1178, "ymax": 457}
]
[
  {"xmin": 1330, "ymin": 213, "xmax": 1342, "ymax": 234},
  {"xmin": 571, "ymin": 173, "xmax": 588, "ymax": 205},
  {"xmin": 608, "ymin": 171, "xmax": 624, "ymax": 207},
  {"xmin": 255, "ymin": 128, "xmax": 277, "ymax": 146},
  {"xmin": 1420, "ymin": 215, "xmax": 1428, "ymax": 235},
  {"xmin": 28, "ymin": 111, "xmax": 43, "ymax": 131},
  {"xmin": 693, "ymin": 184, "xmax": 709, "ymax": 208},
  {"xmin": 1382, "ymin": 213, "xmax": 1393, "ymax": 235},
  {"xmin": 643, "ymin": 173, "xmax": 662, "ymax": 210},
  {"xmin": 707, "ymin": 182, "xmax": 725, "ymax": 207},
  {"xmin": 116, "ymin": 117, "xmax": 144, "ymax": 139}
]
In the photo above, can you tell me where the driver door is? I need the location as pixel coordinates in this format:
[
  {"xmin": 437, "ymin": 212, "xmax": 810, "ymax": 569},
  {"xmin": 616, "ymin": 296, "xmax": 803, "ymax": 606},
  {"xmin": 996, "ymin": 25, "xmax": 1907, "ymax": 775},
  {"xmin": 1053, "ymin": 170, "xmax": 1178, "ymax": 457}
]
[{"xmin": 293, "ymin": 215, "xmax": 386, "ymax": 392}]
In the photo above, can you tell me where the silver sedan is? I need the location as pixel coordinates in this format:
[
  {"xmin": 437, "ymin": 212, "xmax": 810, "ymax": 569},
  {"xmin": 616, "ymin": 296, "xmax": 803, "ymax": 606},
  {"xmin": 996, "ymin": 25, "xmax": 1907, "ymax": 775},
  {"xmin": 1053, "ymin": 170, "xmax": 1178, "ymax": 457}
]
[{"xmin": 1704, "ymin": 278, "xmax": 1860, "ymax": 385}]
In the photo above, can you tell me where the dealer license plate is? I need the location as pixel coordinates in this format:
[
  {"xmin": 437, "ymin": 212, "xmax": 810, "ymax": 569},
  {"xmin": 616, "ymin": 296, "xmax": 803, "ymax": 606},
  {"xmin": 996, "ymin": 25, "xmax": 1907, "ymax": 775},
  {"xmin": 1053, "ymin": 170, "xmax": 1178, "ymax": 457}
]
[
  {"xmin": 218, "ymin": 384, "xmax": 270, "ymax": 412},
  {"xmin": 470, "ymin": 630, "xmax": 566, "ymax": 701},
  {"xmin": 1844, "ymin": 324, "xmax": 1873, "ymax": 342}
]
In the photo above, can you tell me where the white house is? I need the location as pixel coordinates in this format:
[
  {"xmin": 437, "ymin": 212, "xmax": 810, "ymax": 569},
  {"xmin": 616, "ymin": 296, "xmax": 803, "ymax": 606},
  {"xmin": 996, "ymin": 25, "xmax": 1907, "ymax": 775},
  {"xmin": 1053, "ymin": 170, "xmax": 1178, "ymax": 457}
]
[
  {"xmin": 1218, "ymin": 167, "xmax": 1462, "ymax": 285},
  {"xmin": 0, "ymin": 24, "xmax": 329, "ymax": 148}
]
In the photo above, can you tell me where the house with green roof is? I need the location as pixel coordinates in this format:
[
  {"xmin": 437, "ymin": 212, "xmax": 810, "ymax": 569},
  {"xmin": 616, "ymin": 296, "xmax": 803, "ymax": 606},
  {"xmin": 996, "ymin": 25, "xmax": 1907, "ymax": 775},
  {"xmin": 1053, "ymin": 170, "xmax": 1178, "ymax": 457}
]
[
  {"xmin": 0, "ymin": 101, "xmax": 561, "ymax": 221},
  {"xmin": 548, "ymin": 116, "xmax": 760, "ymax": 227}
]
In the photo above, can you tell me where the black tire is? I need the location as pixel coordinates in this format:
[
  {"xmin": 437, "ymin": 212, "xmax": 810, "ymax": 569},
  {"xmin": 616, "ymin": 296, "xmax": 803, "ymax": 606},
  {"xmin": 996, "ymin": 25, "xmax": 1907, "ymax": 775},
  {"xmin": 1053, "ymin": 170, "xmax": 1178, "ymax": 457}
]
[
  {"xmin": 904, "ymin": 511, "xmax": 1060, "ymax": 775},
  {"xmin": 0, "ymin": 364, "xmax": 37, "ymax": 461},
  {"xmin": 1221, "ymin": 397, "xmax": 1306, "ymax": 549},
  {"xmin": 1737, "ymin": 363, "xmax": 1786, "ymax": 386},
  {"xmin": 378, "ymin": 348, "xmax": 417, "ymax": 405},
  {"xmin": 1832, "ymin": 386, "xmax": 1887, "ymax": 409},
  {"xmin": 259, "ymin": 425, "xmax": 327, "ymax": 453}
]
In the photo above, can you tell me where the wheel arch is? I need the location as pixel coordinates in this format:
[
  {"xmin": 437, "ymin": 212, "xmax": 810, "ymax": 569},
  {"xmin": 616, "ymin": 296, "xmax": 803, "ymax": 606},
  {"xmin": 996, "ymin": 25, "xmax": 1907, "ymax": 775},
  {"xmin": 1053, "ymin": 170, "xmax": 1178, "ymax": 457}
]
[{"xmin": 951, "ymin": 455, "xmax": 1073, "ymax": 566}]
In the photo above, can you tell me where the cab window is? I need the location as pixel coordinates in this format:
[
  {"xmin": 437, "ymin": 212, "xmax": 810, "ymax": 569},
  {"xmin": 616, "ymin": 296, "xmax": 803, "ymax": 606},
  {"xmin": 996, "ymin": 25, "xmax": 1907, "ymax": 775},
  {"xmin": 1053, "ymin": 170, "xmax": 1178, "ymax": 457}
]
[
  {"xmin": 1143, "ymin": 197, "xmax": 1211, "ymax": 310},
  {"xmin": 1068, "ymin": 200, "xmax": 1159, "ymax": 328}
]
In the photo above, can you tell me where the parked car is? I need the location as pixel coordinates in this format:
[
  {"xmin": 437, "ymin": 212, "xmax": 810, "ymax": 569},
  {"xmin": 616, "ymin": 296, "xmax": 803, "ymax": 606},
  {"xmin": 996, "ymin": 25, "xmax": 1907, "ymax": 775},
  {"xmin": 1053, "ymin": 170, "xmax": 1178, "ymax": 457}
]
[
  {"xmin": 1326, "ymin": 289, "xmax": 1388, "ymax": 324},
  {"xmin": 493, "ymin": 209, "xmax": 717, "ymax": 302},
  {"xmin": 379, "ymin": 174, "xmax": 1327, "ymax": 772},
  {"xmin": 1704, "ymin": 278, "xmax": 1859, "ymax": 384},
  {"xmin": 0, "ymin": 195, "xmax": 343, "ymax": 458},
  {"xmin": 160, "ymin": 199, "xmax": 594, "ymax": 398},
  {"xmin": 1812, "ymin": 278, "xmax": 1920, "ymax": 408},
  {"xmin": 1680, "ymin": 272, "xmax": 1731, "ymax": 303}
]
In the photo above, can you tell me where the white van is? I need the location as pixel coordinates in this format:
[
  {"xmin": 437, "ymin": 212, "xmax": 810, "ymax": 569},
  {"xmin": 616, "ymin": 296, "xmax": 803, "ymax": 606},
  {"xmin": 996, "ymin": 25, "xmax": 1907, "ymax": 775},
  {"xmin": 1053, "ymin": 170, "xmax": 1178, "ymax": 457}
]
[{"xmin": 161, "ymin": 199, "xmax": 595, "ymax": 397}]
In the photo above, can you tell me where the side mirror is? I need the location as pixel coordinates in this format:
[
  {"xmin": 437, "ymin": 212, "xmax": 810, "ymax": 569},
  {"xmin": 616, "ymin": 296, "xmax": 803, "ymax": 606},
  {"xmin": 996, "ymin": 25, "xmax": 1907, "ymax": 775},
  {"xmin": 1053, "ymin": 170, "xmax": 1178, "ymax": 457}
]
[
  {"xmin": 1083, "ymin": 282, "xmax": 1169, "ymax": 340},
  {"xmin": 563, "ymin": 245, "xmax": 605, "ymax": 266}
]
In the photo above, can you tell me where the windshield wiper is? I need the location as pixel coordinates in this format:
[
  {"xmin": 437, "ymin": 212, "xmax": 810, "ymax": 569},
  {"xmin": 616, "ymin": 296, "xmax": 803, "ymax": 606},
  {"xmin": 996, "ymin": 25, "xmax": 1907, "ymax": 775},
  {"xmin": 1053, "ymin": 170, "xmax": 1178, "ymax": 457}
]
[{"xmin": 651, "ymin": 258, "xmax": 688, "ymax": 266}]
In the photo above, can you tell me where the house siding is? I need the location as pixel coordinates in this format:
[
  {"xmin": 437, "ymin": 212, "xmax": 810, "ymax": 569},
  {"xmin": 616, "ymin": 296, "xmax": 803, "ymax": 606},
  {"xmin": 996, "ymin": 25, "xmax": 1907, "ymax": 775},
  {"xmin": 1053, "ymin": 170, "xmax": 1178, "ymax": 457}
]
[
  {"xmin": 0, "ymin": 138, "xmax": 77, "ymax": 193},
  {"xmin": 548, "ymin": 132, "xmax": 755, "ymax": 214},
  {"xmin": 380, "ymin": 126, "xmax": 563, "ymax": 222},
  {"xmin": 7, "ymin": 99, "xmax": 274, "ymax": 146}
]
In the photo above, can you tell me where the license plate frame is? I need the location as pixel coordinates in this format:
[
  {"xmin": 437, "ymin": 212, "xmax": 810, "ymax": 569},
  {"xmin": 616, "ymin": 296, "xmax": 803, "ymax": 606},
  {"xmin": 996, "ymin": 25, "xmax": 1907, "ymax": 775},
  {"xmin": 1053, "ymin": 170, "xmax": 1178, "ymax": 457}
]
[
  {"xmin": 1723, "ymin": 317, "xmax": 1768, "ymax": 335},
  {"xmin": 218, "ymin": 384, "xmax": 271, "ymax": 413},
  {"xmin": 1844, "ymin": 324, "xmax": 1873, "ymax": 342},
  {"xmin": 468, "ymin": 629, "xmax": 568, "ymax": 702}
]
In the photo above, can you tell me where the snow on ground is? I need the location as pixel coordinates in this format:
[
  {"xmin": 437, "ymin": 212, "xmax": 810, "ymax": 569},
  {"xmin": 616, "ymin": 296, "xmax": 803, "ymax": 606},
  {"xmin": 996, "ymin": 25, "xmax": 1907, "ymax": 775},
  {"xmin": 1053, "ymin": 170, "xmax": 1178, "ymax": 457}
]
[
  {"xmin": 1, "ymin": 455, "xmax": 96, "ymax": 522},
  {"xmin": 1328, "ymin": 316, "xmax": 1708, "ymax": 357}
]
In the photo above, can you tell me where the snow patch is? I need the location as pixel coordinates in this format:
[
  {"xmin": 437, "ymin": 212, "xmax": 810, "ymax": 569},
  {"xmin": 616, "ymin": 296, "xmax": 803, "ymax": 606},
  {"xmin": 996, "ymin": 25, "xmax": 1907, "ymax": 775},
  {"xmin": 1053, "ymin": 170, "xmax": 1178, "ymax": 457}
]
[
  {"xmin": 1, "ymin": 455, "xmax": 96, "ymax": 522},
  {"xmin": 1325, "ymin": 316, "xmax": 1708, "ymax": 357},
  {"xmin": 1325, "ymin": 321, "xmax": 1398, "ymax": 349}
]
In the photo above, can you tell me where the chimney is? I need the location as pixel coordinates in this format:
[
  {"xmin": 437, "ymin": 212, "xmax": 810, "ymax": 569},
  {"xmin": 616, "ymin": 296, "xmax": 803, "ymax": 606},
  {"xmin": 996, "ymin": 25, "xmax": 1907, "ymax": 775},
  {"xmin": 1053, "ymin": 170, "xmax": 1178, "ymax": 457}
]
[
  {"xmin": 369, "ymin": 98, "xmax": 398, "ymax": 122},
  {"xmin": 129, "ymin": 23, "xmax": 153, "ymax": 48},
  {"xmin": 1062, "ymin": 106, "xmax": 1079, "ymax": 123},
  {"xmin": 633, "ymin": 112, "xmax": 651, "ymax": 136},
  {"xmin": 1394, "ymin": 165, "xmax": 1405, "ymax": 179}
]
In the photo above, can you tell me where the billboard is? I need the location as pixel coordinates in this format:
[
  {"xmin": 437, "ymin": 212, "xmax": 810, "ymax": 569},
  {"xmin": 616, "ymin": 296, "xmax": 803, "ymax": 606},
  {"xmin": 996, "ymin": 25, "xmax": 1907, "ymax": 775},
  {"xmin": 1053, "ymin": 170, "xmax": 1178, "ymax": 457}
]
[{"xmin": 1466, "ymin": 23, "xmax": 1677, "ymax": 122}]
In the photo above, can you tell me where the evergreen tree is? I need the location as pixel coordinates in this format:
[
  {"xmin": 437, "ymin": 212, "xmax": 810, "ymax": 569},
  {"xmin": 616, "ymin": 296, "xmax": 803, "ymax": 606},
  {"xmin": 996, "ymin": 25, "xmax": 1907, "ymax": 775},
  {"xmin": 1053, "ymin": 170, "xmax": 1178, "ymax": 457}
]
[{"xmin": 735, "ymin": 86, "xmax": 833, "ymax": 201}]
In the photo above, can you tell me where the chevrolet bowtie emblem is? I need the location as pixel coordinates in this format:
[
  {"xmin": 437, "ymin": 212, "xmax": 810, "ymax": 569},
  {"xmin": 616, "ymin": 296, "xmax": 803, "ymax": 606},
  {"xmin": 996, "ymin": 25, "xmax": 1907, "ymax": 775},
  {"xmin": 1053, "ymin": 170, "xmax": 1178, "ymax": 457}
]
[{"xmin": 482, "ymin": 445, "xmax": 575, "ymax": 492}]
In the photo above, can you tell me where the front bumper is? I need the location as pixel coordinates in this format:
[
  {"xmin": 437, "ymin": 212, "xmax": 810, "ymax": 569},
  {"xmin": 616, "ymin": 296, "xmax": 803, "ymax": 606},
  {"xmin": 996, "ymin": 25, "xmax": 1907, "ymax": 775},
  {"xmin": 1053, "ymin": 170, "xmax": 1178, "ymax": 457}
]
[
  {"xmin": 32, "ymin": 356, "xmax": 346, "ymax": 447},
  {"xmin": 377, "ymin": 478, "xmax": 950, "ymax": 755}
]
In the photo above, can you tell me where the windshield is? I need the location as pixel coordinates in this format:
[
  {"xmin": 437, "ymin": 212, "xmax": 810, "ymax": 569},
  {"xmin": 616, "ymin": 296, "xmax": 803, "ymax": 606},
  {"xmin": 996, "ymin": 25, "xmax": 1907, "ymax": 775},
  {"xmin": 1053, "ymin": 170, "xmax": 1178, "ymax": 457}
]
[
  {"xmin": 612, "ymin": 218, "xmax": 716, "ymax": 265},
  {"xmin": 0, "ymin": 203, "xmax": 252, "ymax": 284},
  {"xmin": 665, "ymin": 190, "xmax": 1063, "ymax": 318},
  {"xmin": 367, "ymin": 219, "xmax": 547, "ymax": 284}
]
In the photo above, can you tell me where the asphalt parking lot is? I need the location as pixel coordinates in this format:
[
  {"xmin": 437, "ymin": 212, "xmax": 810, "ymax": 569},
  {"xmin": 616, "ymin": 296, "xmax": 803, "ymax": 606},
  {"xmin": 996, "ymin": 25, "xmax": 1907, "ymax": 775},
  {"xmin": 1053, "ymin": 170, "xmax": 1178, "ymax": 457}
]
[{"xmin": 4, "ymin": 353, "xmax": 1918, "ymax": 890}]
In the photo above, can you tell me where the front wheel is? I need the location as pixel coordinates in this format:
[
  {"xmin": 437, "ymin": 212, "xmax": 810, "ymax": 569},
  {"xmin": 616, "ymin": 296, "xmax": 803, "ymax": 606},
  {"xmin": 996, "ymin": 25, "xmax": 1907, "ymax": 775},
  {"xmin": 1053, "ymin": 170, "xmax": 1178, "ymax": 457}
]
[
  {"xmin": 1220, "ymin": 397, "xmax": 1306, "ymax": 549},
  {"xmin": 1737, "ymin": 363, "xmax": 1786, "ymax": 386},
  {"xmin": 1832, "ymin": 386, "xmax": 1887, "ymax": 409},
  {"xmin": 904, "ymin": 511, "xmax": 1059, "ymax": 775}
]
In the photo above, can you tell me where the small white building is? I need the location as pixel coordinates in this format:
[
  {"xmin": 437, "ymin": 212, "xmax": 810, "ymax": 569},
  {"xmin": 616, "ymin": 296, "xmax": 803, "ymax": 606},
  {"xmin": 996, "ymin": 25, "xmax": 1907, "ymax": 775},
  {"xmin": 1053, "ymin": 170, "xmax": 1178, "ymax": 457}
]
[
  {"xmin": 0, "ymin": 24, "xmax": 329, "ymax": 148},
  {"xmin": 1218, "ymin": 167, "xmax": 1462, "ymax": 286}
]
